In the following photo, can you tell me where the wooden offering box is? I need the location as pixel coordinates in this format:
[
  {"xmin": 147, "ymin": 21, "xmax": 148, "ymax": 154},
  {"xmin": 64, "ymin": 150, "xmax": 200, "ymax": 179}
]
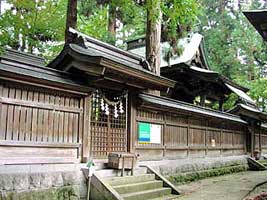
[{"xmin": 108, "ymin": 152, "xmax": 137, "ymax": 170}]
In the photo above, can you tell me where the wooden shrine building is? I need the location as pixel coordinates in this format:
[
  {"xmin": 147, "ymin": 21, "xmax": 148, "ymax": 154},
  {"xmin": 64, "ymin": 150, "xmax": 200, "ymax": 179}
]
[{"xmin": 0, "ymin": 28, "xmax": 267, "ymax": 165}]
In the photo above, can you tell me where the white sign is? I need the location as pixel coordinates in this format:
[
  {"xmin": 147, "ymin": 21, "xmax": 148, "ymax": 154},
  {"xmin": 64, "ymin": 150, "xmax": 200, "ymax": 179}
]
[{"xmin": 150, "ymin": 124, "xmax": 161, "ymax": 144}]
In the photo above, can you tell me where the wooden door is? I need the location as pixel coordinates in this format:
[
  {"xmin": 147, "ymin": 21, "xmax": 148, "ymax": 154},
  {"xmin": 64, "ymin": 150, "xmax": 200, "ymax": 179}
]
[{"xmin": 90, "ymin": 90, "xmax": 127, "ymax": 158}]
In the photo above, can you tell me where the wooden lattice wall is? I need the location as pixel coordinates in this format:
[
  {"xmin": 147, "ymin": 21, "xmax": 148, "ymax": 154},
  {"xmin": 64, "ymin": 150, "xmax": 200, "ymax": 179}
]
[
  {"xmin": 90, "ymin": 91, "xmax": 127, "ymax": 158},
  {"xmin": 0, "ymin": 81, "xmax": 84, "ymax": 164},
  {"xmin": 135, "ymin": 108, "xmax": 246, "ymax": 160}
]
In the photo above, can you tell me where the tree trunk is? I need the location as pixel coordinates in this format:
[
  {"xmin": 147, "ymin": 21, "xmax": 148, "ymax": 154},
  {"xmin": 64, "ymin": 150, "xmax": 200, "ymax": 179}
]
[
  {"xmin": 146, "ymin": 0, "xmax": 161, "ymax": 76},
  {"xmin": 65, "ymin": 0, "xmax": 77, "ymax": 44},
  {"xmin": 219, "ymin": 0, "xmax": 226, "ymax": 14},
  {"xmin": 108, "ymin": 4, "xmax": 116, "ymax": 45}
]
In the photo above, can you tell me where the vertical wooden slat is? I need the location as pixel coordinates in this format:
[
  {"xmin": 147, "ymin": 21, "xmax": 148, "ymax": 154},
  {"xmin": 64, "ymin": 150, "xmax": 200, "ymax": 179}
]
[
  {"xmin": 31, "ymin": 91, "xmax": 39, "ymax": 141},
  {"xmin": 63, "ymin": 97, "xmax": 70, "ymax": 142},
  {"xmin": 68, "ymin": 98, "xmax": 74, "ymax": 143},
  {"xmin": 6, "ymin": 87, "xmax": 15, "ymax": 140},
  {"xmin": 54, "ymin": 96, "xmax": 60, "ymax": 142},
  {"xmin": 19, "ymin": 90, "xmax": 27, "ymax": 141},
  {"xmin": 48, "ymin": 95, "xmax": 55, "ymax": 142},
  {"xmin": 43, "ymin": 94, "xmax": 50, "ymax": 142},
  {"xmin": 73, "ymin": 99, "xmax": 79, "ymax": 143},
  {"xmin": 12, "ymin": 88, "xmax": 22, "ymax": 140},
  {"xmin": 58, "ymin": 96, "xmax": 65, "ymax": 143},
  {"xmin": 37, "ymin": 92, "xmax": 45, "ymax": 141},
  {"xmin": 25, "ymin": 91, "xmax": 33, "ymax": 141}
]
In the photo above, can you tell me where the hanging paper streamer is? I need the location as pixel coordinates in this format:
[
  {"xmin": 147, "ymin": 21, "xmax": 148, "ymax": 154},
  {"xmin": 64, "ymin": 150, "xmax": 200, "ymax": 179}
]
[
  {"xmin": 119, "ymin": 101, "xmax": 124, "ymax": 113},
  {"xmin": 98, "ymin": 90, "xmax": 127, "ymax": 118},
  {"xmin": 114, "ymin": 104, "xmax": 118, "ymax": 118},
  {"xmin": 105, "ymin": 103, "xmax": 109, "ymax": 115},
  {"xmin": 100, "ymin": 98, "xmax": 105, "ymax": 111}
]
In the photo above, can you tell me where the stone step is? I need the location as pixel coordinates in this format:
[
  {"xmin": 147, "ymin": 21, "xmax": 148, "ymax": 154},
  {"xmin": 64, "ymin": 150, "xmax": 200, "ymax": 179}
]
[
  {"xmin": 95, "ymin": 167, "xmax": 147, "ymax": 178},
  {"xmin": 121, "ymin": 187, "xmax": 172, "ymax": 200},
  {"xmin": 93, "ymin": 160, "xmax": 108, "ymax": 170},
  {"xmin": 113, "ymin": 180, "xmax": 163, "ymax": 194},
  {"xmin": 106, "ymin": 174, "xmax": 156, "ymax": 186},
  {"xmin": 149, "ymin": 194, "xmax": 179, "ymax": 200}
]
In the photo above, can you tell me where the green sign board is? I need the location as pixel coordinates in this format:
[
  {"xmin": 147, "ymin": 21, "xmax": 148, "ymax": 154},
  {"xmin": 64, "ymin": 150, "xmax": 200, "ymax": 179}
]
[
  {"xmin": 138, "ymin": 122, "xmax": 151, "ymax": 143},
  {"xmin": 138, "ymin": 122, "xmax": 161, "ymax": 144}
]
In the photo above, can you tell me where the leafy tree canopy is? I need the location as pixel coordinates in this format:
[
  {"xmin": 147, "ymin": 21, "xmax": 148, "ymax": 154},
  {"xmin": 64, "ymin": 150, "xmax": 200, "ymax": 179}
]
[
  {"xmin": 199, "ymin": 0, "xmax": 267, "ymax": 111},
  {"xmin": 0, "ymin": 0, "xmax": 67, "ymax": 60}
]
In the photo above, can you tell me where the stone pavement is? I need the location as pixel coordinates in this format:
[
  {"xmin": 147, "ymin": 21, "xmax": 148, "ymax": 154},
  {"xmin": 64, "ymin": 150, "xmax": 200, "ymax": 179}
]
[{"xmin": 176, "ymin": 171, "xmax": 267, "ymax": 200}]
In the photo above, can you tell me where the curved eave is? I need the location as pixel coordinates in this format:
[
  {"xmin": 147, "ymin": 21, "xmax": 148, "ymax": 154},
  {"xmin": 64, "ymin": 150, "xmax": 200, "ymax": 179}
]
[
  {"xmin": 52, "ymin": 44, "xmax": 176, "ymax": 91},
  {"xmin": 243, "ymin": 10, "xmax": 267, "ymax": 41},
  {"xmin": 139, "ymin": 93, "xmax": 246, "ymax": 124},
  {"xmin": 229, "ymin": 104, "xmax": 267, "ymax": 122}
]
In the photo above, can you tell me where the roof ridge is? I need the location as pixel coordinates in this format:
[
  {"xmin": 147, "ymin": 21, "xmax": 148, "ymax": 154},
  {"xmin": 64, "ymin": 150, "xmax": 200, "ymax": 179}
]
[{"xmin": 69, "ymin": 28, "xmax": 146, "ymax": 63}]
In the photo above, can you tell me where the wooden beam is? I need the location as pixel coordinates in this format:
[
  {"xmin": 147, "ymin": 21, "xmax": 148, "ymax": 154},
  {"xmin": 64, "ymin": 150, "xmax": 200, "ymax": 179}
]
[
  {"xmin": 0, "ymin": 97, "xmax": 83, "ymax": 113},
  {"xmin": 0, "ymin": 76, "xmax": 90, "ymax": 96},
  {"xmin": 0, "ymin": 140, "xmax": 81, "ymax": 148}
]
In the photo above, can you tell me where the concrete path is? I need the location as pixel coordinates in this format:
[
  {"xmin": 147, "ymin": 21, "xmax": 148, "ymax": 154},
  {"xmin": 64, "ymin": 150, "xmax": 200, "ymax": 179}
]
[{"xmin": 176, "ymin": 171, "xmax": 267, "ymax": 200}]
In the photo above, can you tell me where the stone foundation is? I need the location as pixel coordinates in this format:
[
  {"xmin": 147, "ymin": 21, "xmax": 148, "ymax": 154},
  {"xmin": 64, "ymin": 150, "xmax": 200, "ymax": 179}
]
[
  {"xmin": 141, "ymin": 155, "xmax": 249, "ymax": 176},
  {"xmin": 0, "ymin": 164, "xmax": 87, "ymax": 200}
]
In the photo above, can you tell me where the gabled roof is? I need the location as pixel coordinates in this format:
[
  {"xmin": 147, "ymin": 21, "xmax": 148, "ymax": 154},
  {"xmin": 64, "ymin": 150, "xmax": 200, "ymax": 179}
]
[
  {"xmin": 161, "ymin": 63, "xmax": 253, "ymax": 104},
  {"xmin": 1, "ymin": 48, "xmax": 45, "ymax": 68},
  {"xmin": 244, "ymin": 10, "xmax": 267, "ymax": 41},
  {"xmin": 128, "ymin": 33, "xmax": 206, "ymax": 68},
  {"xmin": 48, "ymin": 28, "xmax": 175, "ymax": 91}
]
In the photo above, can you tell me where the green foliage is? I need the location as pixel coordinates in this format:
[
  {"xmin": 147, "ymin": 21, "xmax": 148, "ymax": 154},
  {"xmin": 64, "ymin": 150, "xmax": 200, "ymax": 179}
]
[
  {"xmin": 199, "ymin": 0, "xmax": 267, "ymax": 110},
  {"xmin": 0, "ymin": 0, "xmax": 67, "ymax": 61},
  {"xmin": 249, "ymin": 79, "xmax": 267, "ymax": 111},
  {"xmin": 77, "ymin": 0, "xmax": 146, "ymax": 45},
  {"xmin": 223, "ymin": 93, "xmax": 239, "ymax": 110},
  {"xmin": 169, "ymin": 165, "xmax": 247, "ymax": 185},
  {"xmin": 161, "ymin": 0, "xmax": 200, "ymax": 38},
  {"xmin": 77, "ymin": 0, "xmax": 199, "ymax": 48}
]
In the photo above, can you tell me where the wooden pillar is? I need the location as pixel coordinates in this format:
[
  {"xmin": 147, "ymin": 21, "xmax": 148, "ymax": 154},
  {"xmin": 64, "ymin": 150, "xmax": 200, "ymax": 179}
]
[
  {"xmin": 127, "ymin": 92, "xmax": 136, "ymax": 153},
  {"xmin": 82, "ymin": 95, "xmax": 91, "ymax": 163},
  {"xmin": 243, "ymin": 126, "xmax": 247, "ymax": 154},
  {"xmin": 260, "ymin": 127, "xmax": 262, "ymax": 154},
  {"xmin": 205, "ymin": 119, "xmax": 208, "ymax": 156},
  {"xmin": 0, "ymin": 84, "xmax": 2, "ymax": 140},
  {"xmin": 250, "ymin": 126, "xmax": 255, "ymax": 157},
  {"xmin": 187, "ymin": 118, "xmax": 190, "ymax": 158},
  {"xmin": 163, "ymin": 114, "xmax": 167, "ymax": 158}
]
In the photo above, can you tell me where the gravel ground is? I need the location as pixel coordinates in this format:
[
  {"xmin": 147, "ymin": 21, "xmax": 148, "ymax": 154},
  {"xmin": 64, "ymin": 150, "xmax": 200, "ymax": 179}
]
[
  {"xmin": 245, "ymin": 182, "xmax": 267, "ymax": 200},
  {"xmin": 176, "ymin": 171, "xmax": 267, "ymax": 200}
]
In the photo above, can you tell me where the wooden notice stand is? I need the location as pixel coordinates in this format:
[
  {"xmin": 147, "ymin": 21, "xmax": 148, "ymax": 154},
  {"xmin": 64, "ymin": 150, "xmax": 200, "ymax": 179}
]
[{"xmin": 108, "ymin": 152, "xmax": 137, "ymax": 176}]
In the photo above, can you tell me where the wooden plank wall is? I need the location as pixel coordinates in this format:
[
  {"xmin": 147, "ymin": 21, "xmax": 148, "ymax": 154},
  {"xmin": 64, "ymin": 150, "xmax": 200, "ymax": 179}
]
[
  {"xmin": 259, "ymin": 128, "xmax": 267, "ymax": 154},
  {"xmin": 0, "ymin": 81, "xmax": 84, "ymax": 164},
  {"xmin": 135, "ymin": 108, "xmax": 246, "ymax": 161}
]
